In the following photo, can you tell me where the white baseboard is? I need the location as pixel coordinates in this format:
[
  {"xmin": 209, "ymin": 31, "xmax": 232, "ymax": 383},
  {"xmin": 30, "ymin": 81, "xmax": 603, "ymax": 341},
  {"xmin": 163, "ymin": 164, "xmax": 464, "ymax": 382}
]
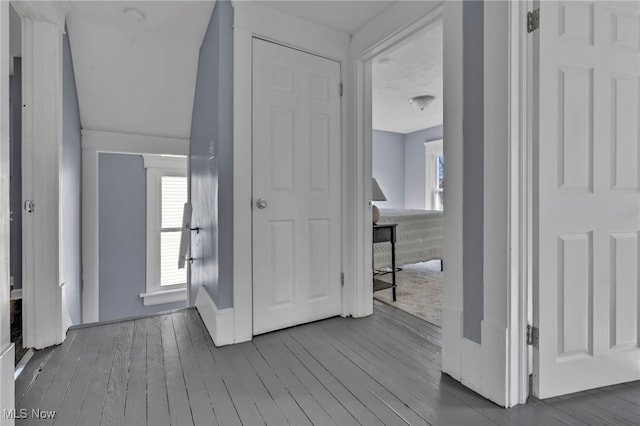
[
  {"xmin": 441, "ymin": 307, "xmax": 462, "ymax": 380},
  {"xmin": 458, "ymin": 320, "xmax": 508, "ymax": 407},
  {"xmin": 0, "ymin": 343, "xmax": 15, "ymax": 426},
  {"xmin": 442, "ymin": 307, "xmax": 508, "ymax": 407},
  {"xmin": 195, "ymin": 287, "xmax": 235, "ymax": 347}
]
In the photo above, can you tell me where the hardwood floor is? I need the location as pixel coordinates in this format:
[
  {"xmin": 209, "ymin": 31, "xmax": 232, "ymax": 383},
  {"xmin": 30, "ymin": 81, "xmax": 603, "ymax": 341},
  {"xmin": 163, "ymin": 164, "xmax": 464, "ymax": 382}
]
[{"xmin": 15, "ymin": 301, "xmax": 640, "ymax": 425}]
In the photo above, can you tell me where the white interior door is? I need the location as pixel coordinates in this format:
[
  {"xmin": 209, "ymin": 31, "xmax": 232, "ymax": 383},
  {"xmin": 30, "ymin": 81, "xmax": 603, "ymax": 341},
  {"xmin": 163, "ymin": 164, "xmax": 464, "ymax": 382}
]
[
  {"xmin": 252, "ymin": 38, "xmax": 342, "ymax": 335},
  {"xmin": 534, "ymin": 1, "xmax": 640, "ymax": 398}
]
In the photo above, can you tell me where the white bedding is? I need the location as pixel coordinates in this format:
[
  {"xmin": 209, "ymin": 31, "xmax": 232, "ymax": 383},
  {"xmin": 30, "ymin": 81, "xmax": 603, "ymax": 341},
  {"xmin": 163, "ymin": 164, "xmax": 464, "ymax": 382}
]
[{"xmin": 374, "ymin": 209, "xmax": 443, "ymax": 269}]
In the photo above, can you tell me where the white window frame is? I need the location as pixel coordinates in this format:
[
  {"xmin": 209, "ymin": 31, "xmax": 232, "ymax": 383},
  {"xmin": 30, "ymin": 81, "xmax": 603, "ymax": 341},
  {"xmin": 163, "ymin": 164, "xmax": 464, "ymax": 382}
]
[
  {"xmin": 141, "ymin": 154, "xmax": 188, "ymax": 306},
  {"xmin": 424, "ymin": 139, "xmax": 444, "ymax": 210}
]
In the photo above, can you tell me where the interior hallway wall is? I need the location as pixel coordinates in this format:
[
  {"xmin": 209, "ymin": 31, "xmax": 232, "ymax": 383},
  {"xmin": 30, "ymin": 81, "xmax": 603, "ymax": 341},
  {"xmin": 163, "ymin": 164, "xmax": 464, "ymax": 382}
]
[
  {"xmin": 189, "ymin": 0, "xmax": 234, "ymax": 308},
  {"xmin": 98, "ymin": 153, "xmax": 183, "ymax": 321},
  {"xmin": 61, "ymin": 31, "xmax": 83, "ymax": 326}
]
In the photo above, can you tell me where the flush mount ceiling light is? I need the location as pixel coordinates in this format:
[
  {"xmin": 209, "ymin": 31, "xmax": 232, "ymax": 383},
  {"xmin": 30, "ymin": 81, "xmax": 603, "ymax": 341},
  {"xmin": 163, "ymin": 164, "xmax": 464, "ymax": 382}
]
[
  {"xmin": 408, "ymin": 95, "xmax": 435, "ymax": 111},
  {"xmin": 124, "ymin": 7, "xmax": 146, "ymax": 22}
]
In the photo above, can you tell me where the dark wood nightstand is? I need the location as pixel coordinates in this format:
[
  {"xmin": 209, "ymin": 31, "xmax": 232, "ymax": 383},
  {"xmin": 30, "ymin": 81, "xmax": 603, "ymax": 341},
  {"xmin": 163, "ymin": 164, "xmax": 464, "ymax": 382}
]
[{"xmin": 373, "ymin": 223, "xmax": 397, "ymax": 301}]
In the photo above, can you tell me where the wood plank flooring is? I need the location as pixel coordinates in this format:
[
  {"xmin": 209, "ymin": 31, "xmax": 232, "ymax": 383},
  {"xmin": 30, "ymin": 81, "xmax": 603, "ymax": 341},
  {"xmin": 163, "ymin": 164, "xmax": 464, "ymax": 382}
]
[{"xmin": 15, "ymin": 301, "xmax": 640, "ymax": 425}]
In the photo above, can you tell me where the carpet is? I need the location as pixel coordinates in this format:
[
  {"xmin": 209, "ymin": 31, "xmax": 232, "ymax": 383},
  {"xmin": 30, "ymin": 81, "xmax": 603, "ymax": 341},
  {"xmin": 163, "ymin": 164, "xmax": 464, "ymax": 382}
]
[{"xmin": 373, "ymin": 260, "xmax": 443, "ymax": 327}]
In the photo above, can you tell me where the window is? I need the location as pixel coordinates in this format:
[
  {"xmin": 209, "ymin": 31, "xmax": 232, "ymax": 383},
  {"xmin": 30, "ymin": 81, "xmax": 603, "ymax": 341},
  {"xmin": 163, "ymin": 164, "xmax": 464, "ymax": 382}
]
[
  {"xmin": 434, "ymin": 154, "xmax": 444, "ymax": 210},
  {"xmin": 424, "ymin": 139, "xmax": 444, "ymax": 211},
  {"xmin": 141, "ymin": 155, "xmax": 188, "ymax": 306}
]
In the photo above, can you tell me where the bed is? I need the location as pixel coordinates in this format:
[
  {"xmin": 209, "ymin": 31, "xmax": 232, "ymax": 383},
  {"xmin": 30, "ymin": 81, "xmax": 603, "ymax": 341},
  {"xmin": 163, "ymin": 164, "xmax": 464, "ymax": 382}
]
[{"xmin": 373, "ymin": 208, "xmax": 443, "ymax": 269}]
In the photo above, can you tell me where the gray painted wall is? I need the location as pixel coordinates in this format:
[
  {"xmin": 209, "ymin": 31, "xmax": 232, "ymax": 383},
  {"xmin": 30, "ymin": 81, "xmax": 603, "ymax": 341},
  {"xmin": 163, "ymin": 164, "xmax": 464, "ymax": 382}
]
[
  {"xmin": 189, "ymin": 0, "xmax": 234, "ymax": 308},
  {"xmin": 61, "ymin": 33, "xmax": 82, "ymax": 325},
  {"xmin": 372, "ymin": 130, "xmax": 405, "ymax": 209},
  {"xmin": 462, "ymin": 0, "xmax": 484, "ymax": 344},
  {"xmin": 98, "ymin": 153, "xmax": 184, "ymax": 321},
  {"xmin": 372, "ymin": 125, "xmax": 443, "ymax": 210},
  {"xmin": 9, "ymin": 58, "xmax": 21, "ymax": 290},
  {"xmin": 404, "ymin": 125, "xmax": 443, "ymax": 209}
]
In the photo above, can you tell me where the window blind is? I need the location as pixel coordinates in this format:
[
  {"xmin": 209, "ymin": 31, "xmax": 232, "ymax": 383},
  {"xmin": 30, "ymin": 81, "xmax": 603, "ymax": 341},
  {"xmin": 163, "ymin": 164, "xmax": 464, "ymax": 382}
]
[{"xmin": 160, "ymin": 176, "xmax": 187, "ymax": 286}]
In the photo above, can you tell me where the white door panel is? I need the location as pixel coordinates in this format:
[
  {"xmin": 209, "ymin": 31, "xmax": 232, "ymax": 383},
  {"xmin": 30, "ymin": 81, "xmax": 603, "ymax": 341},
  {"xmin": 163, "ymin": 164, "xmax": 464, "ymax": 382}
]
[
  {"xmin": 534, "ymin": 1, "xmax": 640, "ymax": 398},
  {"xmin": 252, "ymin": 38, "xmax": 342, "ymax": 335}
]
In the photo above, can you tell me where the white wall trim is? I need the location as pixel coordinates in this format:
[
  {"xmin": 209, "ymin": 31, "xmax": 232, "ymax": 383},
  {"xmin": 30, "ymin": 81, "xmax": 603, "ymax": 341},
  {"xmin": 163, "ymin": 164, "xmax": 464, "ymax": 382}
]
[
  {"xmin": 439, "ymin": 1, "xmax": 529, "ymax": 408},
  {"xmin": 231, "ymin": 2, "xmax": 350, "ymax": 343},
  {"xmin": 0, "ymin": 3, "xmax": 15, "ymax": 421},
  {"xmin": 140, "ymin": 288, "xmax": 187, "ymax": 307},
  {"xmin": 195, "ymin": 286, "xmax": 234, "ymax": 347},
  {"xmin": 507, "ymin": 0, "xmax": 533, "ymax": 407},
  {"xmin": 81, "ymin": 131, "xmax": 189, "ymax": 323},
  {"xmin": 0, "ymin": 343, "xmax": 15, "ymax": 426},
  {"xmin": 82, "ymin": 130, "xmax": 189, "ymax": 156}
]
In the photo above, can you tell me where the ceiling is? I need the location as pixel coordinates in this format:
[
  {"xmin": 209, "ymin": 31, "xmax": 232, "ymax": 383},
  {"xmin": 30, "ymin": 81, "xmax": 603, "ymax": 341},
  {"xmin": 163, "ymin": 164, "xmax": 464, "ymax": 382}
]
[
  {"xmin": 372, "ymin": 20, "xmax": 443, "ymax": 134},
  {"xmin": 264, "ymin": 0, "xmax": 395, "ymax": 34},
  {"xmin": 66, "ymin": 1, "xmax": 214, "ymax": 140},
  {"xmin": 9, "ymin": 4, "xmax": 21, "ymax": 75}
]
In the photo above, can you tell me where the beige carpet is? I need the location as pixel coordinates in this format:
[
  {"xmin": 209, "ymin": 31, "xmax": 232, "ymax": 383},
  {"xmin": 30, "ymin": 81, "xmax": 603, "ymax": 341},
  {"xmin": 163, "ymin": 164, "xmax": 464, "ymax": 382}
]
[{"xmin": 373, "ymin": 260, "xmax": 443, "ymax": 326}]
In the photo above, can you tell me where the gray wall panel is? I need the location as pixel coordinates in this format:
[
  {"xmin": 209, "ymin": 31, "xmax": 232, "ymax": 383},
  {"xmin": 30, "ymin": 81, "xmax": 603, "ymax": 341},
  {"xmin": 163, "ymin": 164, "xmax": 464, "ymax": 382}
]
[
  {"xmin": 98, "ymin": 153, "xmax": 183, "ymax": 321},
  {"xmin": 189, "ymin": 0, "xmax": 234, "ymax": 308}
]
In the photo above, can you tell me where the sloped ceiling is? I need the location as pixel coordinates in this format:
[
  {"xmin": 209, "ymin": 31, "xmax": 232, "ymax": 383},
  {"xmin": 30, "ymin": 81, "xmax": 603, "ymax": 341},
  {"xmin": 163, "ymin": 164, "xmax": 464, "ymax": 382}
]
[
  {"xmin": 66, "ymin": 1, "xmax": 214, "ymax": 140},
  {"xmin": 372, "ymin": 20, "xmax": 443, "ymax": 134}
]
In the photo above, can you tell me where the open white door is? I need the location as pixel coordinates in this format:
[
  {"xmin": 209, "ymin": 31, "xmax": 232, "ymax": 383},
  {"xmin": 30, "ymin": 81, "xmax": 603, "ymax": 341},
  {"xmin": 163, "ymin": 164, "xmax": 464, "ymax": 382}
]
[
  {"xmin": 252, "ymin": 38, "xmax": 342, "ymax": 335},
  {"xmin": 533, "ymin": 1, "xmax": 640, "ymax": 398}
]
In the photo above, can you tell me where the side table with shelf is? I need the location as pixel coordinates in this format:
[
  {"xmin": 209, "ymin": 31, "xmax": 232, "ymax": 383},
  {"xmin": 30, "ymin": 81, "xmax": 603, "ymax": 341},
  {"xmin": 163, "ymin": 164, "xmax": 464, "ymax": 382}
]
[{"xmin": 373, "ymin": 223, "xmax": 397, "ymax": 301}]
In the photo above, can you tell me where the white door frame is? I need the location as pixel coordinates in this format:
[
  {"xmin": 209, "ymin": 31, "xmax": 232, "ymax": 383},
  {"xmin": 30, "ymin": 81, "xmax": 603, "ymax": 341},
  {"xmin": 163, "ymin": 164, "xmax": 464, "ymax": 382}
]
[
  {"xmin": 11, "ymin": 1, "xmax": 69, "ymax": 349},
  {"xmin": 353, "ymin": 1, "xmax": 531, "ymax": 407},
  {"xmin": 0, "ymin": 1, "xmax": 16, "ymax": 418},
  {"xmin": 225, "ymin": 1, "xmax": 350, "ymax": 344}
]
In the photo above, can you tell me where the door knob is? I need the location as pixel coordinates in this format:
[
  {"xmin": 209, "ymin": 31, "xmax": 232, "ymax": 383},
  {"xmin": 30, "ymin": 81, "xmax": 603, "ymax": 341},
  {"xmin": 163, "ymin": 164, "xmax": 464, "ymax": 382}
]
[{"xmin": 256, "ymin": 198, "xmax": 268, "ymax": 209}]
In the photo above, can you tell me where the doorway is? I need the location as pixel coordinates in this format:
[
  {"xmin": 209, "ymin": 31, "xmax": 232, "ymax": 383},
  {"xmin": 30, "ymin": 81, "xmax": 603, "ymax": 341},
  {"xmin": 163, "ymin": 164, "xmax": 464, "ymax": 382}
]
[
  {"xmin": 8, "ymin": 3, "xmax": 26, "ymax": 366},
  {"xmin": 369, "ymin": 19, "xmax": 444, "ymax": 328}
]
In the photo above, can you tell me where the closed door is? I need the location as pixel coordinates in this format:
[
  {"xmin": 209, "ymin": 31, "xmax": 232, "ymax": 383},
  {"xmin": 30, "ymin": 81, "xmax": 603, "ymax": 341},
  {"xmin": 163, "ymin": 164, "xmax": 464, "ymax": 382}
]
[
  {"xmin": 252, "ymin": 38, "xmax": 342, "ymax": 335},
  {"xmin": 534, "ymin": 1, "xmax": 640, "ymax": 398}
]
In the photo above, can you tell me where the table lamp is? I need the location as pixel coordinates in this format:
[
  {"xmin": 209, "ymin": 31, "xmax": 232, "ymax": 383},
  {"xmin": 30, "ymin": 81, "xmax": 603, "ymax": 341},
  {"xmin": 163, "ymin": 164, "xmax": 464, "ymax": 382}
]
[{"xmin": 372, "ymin": 178, "xmax": 387, "ymax": 224}]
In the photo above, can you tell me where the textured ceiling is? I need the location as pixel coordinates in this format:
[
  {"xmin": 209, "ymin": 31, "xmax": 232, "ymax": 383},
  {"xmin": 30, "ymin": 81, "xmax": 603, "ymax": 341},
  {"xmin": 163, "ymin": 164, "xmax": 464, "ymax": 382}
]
[
  {"xmin": 66, "ymin": 1, "xmax": 214, "ymax": 139},
  {"xmin": 264, "ymin": 0, "xmax": 395, "ymax": 34},
  {"xmin": 372, "ymin": 20, "xmax": 443, "ymax": 134}
]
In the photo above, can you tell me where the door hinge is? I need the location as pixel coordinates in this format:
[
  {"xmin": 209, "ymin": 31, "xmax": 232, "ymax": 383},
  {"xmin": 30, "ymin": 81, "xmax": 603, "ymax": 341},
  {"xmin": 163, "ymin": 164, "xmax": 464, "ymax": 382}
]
[
  {"xmin": 527, "ymin": 324, "xmax": 539, "ymax": 346},
  {"xmin": 341, "ymin": 272, "xmax": 344, "ymax": 286},
  {"xmin": 339, "ymin": 82, "xmax": 343, "ymax": 97},
  {"xmin": 527, "ymin": 9, "xmax": 540, "ymax": 33}
]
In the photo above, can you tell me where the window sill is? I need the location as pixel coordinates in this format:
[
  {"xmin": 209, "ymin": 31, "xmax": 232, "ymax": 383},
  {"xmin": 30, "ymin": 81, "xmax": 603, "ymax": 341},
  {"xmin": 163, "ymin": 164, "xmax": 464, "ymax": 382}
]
[{"xmin": 140, "ymin": 288, "xmax": 187, "ymax": 306}]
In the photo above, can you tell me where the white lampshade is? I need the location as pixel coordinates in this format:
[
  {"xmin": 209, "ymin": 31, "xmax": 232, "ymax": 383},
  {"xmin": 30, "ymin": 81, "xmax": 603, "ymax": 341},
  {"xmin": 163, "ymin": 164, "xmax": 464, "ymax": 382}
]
[{"xmin": 372, "ymin": 178, "xmax": 387, "ymax": 202}]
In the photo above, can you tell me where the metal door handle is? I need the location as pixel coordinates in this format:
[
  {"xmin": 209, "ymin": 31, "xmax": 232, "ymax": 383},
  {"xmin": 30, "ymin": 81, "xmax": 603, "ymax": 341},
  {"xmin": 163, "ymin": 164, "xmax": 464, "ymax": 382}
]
[{"xmin": 256, "ymin": 198, "xmax": 268, "ymax": 209}]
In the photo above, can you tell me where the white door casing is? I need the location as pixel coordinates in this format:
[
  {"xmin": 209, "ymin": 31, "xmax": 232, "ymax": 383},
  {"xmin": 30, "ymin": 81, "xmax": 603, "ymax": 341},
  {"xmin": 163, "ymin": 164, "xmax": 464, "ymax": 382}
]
[
  {"xmin": 21, "ymin": 17, "xmax": 64, "ymax": 349},
  {"xmin": 252, "ymin": 38, "xmax": 342, "ymax": 335},
  {"xmin": 534, "ymin": 1, "xmax": 640, "ymax": 398}
]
